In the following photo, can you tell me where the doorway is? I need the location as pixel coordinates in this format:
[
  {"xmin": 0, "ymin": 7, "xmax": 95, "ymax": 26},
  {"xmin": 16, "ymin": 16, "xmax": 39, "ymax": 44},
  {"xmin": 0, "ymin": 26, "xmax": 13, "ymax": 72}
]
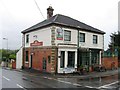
[
  {"xmin": 42, "ymin": 58, "xmax": 46, "ymax": 71},
  {"xmin": 30, "ymin": 55, "xmax": 33, "ymax": 68},
  {"xmin": 68, "ymin": 51, "xmax": 75, "ymax": 67}
]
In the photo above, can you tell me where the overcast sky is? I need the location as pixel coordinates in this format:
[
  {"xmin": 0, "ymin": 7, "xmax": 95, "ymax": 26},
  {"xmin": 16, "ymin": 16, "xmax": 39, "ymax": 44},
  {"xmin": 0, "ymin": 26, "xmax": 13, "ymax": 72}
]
[{"xmin": 0, "ymin": 0, "xmax": 119, "ymax": 50}]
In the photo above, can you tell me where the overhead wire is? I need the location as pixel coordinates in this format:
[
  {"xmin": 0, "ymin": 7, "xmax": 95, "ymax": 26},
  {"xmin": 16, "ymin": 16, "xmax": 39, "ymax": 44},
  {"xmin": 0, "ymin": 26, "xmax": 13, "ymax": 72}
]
[{"xmin": 34, "ymin": 0, "xmax": 45, "ymax": 19}]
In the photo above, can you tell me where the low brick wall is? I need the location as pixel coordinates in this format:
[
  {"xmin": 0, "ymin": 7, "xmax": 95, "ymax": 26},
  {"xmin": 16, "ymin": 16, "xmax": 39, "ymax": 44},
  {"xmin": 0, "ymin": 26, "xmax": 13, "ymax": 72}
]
[{"xmin": 102, "ymin": 56, "xmax": 118, "ymax": 70}]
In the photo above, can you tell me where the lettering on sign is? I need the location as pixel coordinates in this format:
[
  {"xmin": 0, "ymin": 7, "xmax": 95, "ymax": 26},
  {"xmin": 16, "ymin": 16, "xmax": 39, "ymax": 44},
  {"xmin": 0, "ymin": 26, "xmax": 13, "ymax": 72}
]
[{"xmin": 30, "ymin": 40, "xmax": 43, "ymax": 46}]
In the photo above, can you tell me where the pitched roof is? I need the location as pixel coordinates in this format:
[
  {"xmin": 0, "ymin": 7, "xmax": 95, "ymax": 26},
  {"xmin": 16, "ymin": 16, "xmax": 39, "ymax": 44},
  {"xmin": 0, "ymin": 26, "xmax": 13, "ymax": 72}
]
[{"xmin": 22, "ymin": 14, "xmax": 105, "ymax": 34}]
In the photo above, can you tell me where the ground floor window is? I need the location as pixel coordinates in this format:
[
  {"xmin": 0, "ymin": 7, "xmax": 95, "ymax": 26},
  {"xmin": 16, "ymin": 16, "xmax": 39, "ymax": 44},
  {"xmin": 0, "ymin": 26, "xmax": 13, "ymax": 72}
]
[
  {"xmin": 60, "ymin": 51, "xmax": 65, "ymax": 68},
  {"xmin": 79, "ymin": 52, "xmax": 89, "ymax": 66},
  {"xmin": 79, "ymin": 49, "xmax": 100, "ymax": 66},
  {"xmin": 68, "ymin": 51, "xmax": 75, "ymax": 67},
  {"xmin": 25, "ymin": 51, "xmax": 29, "ymax": 62},
  {"xmin": 91, "ymin": 50, "xmax": 99, "ymax": 65}
]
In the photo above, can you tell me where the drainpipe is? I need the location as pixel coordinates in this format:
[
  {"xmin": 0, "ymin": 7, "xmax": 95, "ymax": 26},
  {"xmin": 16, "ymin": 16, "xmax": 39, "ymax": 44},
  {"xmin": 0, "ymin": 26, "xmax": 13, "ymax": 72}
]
[
  {"xmin": 77, "ymin": 29, "xmax": 80, "ymax": 68},
  {"xmin": 89, "ymin": 50, "xmax": 92, "ymax": 72}
]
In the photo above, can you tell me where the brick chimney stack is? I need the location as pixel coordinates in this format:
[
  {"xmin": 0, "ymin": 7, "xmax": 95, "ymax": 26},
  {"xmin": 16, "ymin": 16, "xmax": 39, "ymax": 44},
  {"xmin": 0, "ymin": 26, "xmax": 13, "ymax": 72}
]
[{"xmin": 47, "ymin": 6, "xmax": 54, "ymax": 19}]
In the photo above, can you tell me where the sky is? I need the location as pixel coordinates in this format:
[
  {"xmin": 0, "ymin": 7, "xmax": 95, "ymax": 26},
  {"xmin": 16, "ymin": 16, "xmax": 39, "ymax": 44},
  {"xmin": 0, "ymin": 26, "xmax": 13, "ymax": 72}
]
[{"xmin": 0, "ymin": 0, "xmax": 119, "ymax": 50}]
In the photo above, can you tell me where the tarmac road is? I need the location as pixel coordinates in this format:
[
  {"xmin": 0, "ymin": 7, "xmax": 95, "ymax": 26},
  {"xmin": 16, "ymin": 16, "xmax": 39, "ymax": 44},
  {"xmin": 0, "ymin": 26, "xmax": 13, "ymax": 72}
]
[{"xmin": 1, "ymin": 68, "xmax": 98, "ymax": 90}]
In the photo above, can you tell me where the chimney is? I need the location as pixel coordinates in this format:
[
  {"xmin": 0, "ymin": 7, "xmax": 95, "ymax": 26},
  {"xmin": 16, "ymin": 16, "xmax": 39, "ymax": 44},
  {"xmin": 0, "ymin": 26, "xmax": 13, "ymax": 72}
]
[{"xmin": 47, "ymin": 6, "xmax": 54, "ymax": 19}]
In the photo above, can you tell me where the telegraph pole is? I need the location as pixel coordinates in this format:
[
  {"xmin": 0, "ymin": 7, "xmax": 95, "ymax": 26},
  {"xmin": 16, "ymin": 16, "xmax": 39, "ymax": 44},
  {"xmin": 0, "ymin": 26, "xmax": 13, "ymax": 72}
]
[{"xmin": 3, "ymin": 38, "xmax": 8, "ymax": 67}]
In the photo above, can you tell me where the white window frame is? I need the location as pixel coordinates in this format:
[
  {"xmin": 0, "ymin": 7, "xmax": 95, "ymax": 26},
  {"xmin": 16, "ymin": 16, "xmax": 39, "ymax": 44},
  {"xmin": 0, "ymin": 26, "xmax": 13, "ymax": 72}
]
[{"xmin": 64, "ymin": 30, "xmax": 71, "ymax": 41}]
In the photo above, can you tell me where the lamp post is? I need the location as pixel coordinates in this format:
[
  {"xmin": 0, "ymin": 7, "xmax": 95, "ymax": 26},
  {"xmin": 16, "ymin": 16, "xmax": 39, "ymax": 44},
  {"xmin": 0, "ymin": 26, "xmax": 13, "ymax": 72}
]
[{"xmin": 3, "ymin": 38, "xmax": 8, "ymax": 67}]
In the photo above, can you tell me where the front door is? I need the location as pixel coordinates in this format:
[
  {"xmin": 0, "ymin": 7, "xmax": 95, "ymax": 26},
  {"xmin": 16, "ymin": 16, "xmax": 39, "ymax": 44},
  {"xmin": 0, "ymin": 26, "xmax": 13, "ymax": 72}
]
[
  {"xmin": 30, "ymin": 55, "xmax": 33, "ymax": 68},
  {"xmin": 68, "ymin": 51, "xmax": 75, "ymax": 67},
  {"xmin": 42, "ymin": 58, "xmax": 46, "ymax": 70}
]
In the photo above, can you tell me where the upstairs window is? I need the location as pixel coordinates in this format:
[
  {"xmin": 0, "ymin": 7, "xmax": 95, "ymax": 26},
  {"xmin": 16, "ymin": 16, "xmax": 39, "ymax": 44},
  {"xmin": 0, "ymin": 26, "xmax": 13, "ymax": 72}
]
[
  {"xmin": 26, "ymin": 34, "xmax": 29, "ymax": 43},
  {"xmin": 80, "ymin": 33, "xmax": 85, "ymax": 42},
  {"xmin": 93, "ymin": 35, "xmax": 98, "ymax": 44},
  {"xmin": 64, "ymin": 30, "xmax": 71, "ymax": 41}
]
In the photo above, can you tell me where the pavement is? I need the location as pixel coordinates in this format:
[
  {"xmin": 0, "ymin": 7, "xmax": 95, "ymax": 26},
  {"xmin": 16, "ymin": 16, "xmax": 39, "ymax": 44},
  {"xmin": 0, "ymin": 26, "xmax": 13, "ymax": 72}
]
[{"xmin": 12, "ymin": 68, "xmax": 119, "ymax": 79}]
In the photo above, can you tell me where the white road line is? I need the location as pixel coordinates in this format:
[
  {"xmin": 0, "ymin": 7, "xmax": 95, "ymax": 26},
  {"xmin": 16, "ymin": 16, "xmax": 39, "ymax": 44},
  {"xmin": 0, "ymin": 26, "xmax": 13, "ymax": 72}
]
[
  {"xmin": 3, "ymin": 76, "xmax": 10, "ymax": 81},
  {"xmin": 72, "ymin": 83, "xmax": 82, "ymax": 86},
  {"xmin": 45, "ymin": 77, "xmax": 98, "ymax": 89},
  {"xmin": 17, "ymin": 84, "xmax": 24, "ymax": 88},
  {"xmin": 98, "ymin": 81, "xmax": 119, "ymax": 89},
  {"xmin": 55, "ymin": 79, "xmax": 82, "ymax": 86},
  {"xmin": 85, "ymin": 86, "xmax": 95, "ymax": 88}
]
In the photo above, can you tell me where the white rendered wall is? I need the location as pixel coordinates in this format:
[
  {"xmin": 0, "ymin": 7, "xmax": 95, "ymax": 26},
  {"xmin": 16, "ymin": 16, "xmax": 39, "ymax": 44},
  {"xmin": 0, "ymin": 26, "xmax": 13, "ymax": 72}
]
[
  {"xmin": 55, "ymin": 27, "xmax": 77, "ymax": 46},
  {"xmin": 16, "ymin": 47, "xmax": 23, "ymax": 69},
  {"xmin": 24, "ymin": 26, "xmax": 104, "ymax": 50},
  {"xmin": 24, "ymin": 27, "xmax": 51, "ymax": 47},
  {"xmin": 79, "ymin": 30, "xmax": 104, "ymax": 49}
]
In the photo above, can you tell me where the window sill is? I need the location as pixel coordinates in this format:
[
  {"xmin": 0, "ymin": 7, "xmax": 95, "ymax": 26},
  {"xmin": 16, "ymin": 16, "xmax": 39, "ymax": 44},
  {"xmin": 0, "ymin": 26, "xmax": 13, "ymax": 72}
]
[
  {"xmin": 25, "ymin": 61, "xmax": 29, "ymax": 64},
  {"xmin": 80, "ymin": 42, "xmax": 85, "ymax": 46},
  {"xmin": 64, "ymin": 41, "xmax": 71, "ymax": 43}
]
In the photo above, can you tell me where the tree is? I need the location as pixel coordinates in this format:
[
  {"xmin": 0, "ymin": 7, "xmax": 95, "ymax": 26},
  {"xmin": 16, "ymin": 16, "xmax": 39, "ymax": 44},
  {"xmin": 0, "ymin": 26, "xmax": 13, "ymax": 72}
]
[
  {"xmin": 109, "ymin": 31, "xmax": 120, "ymax": 60},
  {"xmin": 9, "ymin": 54, "xmax": 16, "ymax": 60},
  {"xmin": 0, "ymin": 49, "xmax": 18, "ymax": 61}
]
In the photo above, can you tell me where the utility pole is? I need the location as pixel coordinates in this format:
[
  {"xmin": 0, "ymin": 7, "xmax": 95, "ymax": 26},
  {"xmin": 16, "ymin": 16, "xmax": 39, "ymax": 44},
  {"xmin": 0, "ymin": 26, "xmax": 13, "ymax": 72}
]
[{"xmin": 3, "ymin": 38, "xmax": 8, "ymax": 67}]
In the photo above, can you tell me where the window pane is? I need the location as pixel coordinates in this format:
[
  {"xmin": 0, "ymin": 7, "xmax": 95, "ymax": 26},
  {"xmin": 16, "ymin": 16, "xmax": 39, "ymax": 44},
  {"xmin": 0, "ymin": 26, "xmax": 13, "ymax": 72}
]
[
  {"xmin": 93, "ymin": 35, "xmax": 97, "ymax": 44},
  {"xmin": 68, "ymin": 51, "xmax": 75, "ymax": 67},
  {"xmin": 64, "ymin": 30, "xmax": 71, "ymax": 41},
  {"xmin": 60, "ymin": 51, "xmax": 65, "ymax": 68},
  {"xmin": 26, "ymin": 34, "xmax": 29, "ymax": 43},
  {"xmin": 26, "ymin": 51, "xmax": 29, "ymax": 62},
  {"xmin": 48, "ymin": 56, "xmax": 51, "ymax": 63},
  {"xmin": 80, "ymin": 33, "xmax": 85, "ymax": 42}
]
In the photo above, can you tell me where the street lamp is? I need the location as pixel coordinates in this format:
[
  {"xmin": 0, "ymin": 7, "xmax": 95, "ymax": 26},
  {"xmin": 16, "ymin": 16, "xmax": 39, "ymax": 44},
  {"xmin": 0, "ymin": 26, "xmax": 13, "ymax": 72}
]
[
  {"xmin": 3, "ymin": 38, "xmax": 8, "ymax": 67},
  {"xmin": 3, "ymin": 38, "xmax": 8, "ymax": 50}
]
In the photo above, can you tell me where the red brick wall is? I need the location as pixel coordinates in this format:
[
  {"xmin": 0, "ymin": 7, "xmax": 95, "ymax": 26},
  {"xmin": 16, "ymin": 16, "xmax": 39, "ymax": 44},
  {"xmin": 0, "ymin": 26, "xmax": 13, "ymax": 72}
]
[
  {"xmin": 23, "ymin": 47, "xmax": 57, "ymax": 73},
  {"xmin": 101, "ymin": 56, "xmax": 118, "ymax": 69},
  {"xmin": 12, "ymin": 61, "xmax": 16, "ymax": 69}
]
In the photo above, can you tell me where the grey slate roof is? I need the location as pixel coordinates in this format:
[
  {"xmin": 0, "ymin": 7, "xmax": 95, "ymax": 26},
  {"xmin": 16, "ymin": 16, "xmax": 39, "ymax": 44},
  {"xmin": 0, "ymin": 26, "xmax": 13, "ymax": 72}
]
[{"xmin": 22, "ymin": 14, "xmax": 105, "ymax": 34}]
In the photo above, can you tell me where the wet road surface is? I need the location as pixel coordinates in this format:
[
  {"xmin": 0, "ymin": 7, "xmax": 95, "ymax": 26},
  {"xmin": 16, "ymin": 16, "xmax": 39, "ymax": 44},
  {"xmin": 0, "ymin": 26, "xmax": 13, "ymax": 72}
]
[
  {"xmin": 2, "ymin": 68, "xmax": 95, "ymax": 89},
  {"xmin": 1, "ymin": 68, "xmax": 120, "ymax": 90}
]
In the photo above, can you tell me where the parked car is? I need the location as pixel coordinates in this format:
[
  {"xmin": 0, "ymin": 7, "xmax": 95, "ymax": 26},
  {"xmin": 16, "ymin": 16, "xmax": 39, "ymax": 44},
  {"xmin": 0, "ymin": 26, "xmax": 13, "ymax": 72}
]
[{"xmin": 93, "ymin": 65, "xmax": 106, "ymax": 72}]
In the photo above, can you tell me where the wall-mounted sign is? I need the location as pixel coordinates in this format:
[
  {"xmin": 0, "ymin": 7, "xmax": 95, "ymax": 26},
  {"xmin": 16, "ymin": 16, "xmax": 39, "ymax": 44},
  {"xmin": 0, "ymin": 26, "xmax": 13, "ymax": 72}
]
[
  {"xmin": 56, "ymin": 27, "xmax": 63, "ymax": 40},
  {"xmin": 30, "ymin": 40, "xmax": 43, "ymax": 46}
]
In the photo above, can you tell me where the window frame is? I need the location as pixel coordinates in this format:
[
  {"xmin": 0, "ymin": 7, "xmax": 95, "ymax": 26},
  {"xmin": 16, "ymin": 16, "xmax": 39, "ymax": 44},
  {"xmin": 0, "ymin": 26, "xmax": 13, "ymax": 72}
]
[
  {"xmin": 93, "ymin": 35, "xmax": 98, "ymax": 44},
  {"xmin": 26, "ymin": 34, "xmax": 29, "ymax": 43},
  {"xmin": 25, "ymin": 51, "xmax": 29, "ymax": 62},
  {"xmin": 67, "ymin": 51, "xmax": 75, "ymax": 68},
  {"xmin": 48, "ymin": 56, "xmax": 51, "ymax": 63},
  {"xmin": 60, "ymin": 51, "xmax": 65, "ymax": 68},
  {"xmin": 79, "ymin": 33, "xmax": 85, "ymax": 42},
  {"xmin": 64, "ymin": 30, "xmax": 71, "ymax": 41}
]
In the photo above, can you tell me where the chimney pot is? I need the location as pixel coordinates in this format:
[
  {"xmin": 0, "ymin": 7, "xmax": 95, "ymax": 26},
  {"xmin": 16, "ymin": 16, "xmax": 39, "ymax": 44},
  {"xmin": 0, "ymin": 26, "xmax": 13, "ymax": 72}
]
[{"xmin": 47, "ymin": 6, "xmax": 54, "ymax": 19}]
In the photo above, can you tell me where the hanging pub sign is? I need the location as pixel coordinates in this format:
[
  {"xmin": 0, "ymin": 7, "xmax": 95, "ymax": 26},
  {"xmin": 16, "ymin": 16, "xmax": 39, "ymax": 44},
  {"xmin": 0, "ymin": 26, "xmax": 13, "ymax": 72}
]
[
  {"xmin": 56, "ymin": 27, "xmax": 63, "ymax": 40},
  {"xmin": 30, "ymin": 40, "xmax": 43, "ymax": 46}
]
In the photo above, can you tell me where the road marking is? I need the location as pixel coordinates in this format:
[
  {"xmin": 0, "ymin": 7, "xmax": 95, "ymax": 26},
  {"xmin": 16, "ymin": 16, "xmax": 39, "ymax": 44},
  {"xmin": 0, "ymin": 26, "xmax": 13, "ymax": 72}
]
[
  {"xmin": 72, "ymin": 83, "xmax": 82, "ymax": 86},
  {"xmin": 85, "ymin": 86, "xmax": 95, "ymax": 88},
  {"xmin": 98, "ymin": 81, "xmax": 119, "ymax": 89},
  {"xmin": 16, "ymin": 84, "xmax": 28, "ymax": 90},
  {"xmin": 17, "ymin": 84, "xmax": 24, "ymax": 88},
  {"xmin": 3, "ymin": 76, "xmax": 10, "ymax": 81},
  {"xmin": 44, "ymin": 76, "xmax": 103, "ymax": 89}
]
